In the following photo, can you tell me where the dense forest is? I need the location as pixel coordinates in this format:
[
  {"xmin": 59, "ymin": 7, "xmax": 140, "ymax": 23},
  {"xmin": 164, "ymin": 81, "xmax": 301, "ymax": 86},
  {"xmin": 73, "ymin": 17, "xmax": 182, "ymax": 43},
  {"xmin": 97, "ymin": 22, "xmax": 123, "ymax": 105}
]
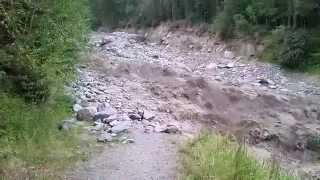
[
  {"xmin": 0, "ymin": 0, "xmax": 319, "ymax": 177},
  {"xmin": 93, "ymin": 0, "xmax": 320, "ymax": 70}
]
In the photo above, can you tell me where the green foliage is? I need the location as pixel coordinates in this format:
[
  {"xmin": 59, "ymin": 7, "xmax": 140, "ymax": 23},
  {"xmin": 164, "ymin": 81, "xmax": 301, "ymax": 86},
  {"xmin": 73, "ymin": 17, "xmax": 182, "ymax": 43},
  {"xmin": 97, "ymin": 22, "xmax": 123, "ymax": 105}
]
[
  {"xmin": 181, "ymin": 134, "xmax": 297, "ymax": 180},
  {"xmin": 233, "ymin": 14, "xmax": 253, "ymax": 37},
  {"xmin": 0, "ymin": 0, "xmax": 91, "ymax": 177},
  {"xmin": 0, "ymin": 0, "xmax": 90, "ymax": 103},
  {"xmin": 280, "ymin": 30, "xmax": 310, "ymax": 68}
]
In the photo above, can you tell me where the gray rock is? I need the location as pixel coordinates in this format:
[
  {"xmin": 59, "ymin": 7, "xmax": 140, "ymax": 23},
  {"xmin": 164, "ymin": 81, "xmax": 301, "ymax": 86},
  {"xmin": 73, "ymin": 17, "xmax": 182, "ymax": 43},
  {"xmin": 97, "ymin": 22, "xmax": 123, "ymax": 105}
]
[
  {"xmin": 206, "ymin": 63, "xmax": 217, "ymax": 69},
  {"xmin": 226, "ymin": 63, "xmax": 235, "ymax": 68},
  {"xmin": 97, "ymin": 102, "xmax": 117, "ymax": 113},
  {"xmin": 109, "ymin": 120, "xmax": 120, "ymax": 127},
  {"xmin": 93, "ymin": 122, "xmax": 107, "ymax": 131},
  {"xmin": 73, "ymin": 104, "xmax": 82, "ymax": 112},
  {"xmin": 258, "ymin": 79, "xmax": 275, "ymax": 86},
  {"xmin": 59, "ymin": 119, "xmax": 77, "ymax": 131},
  {"xmin": 76, "ymin": 107, "xmax": 97, "ymax": 121},
  {"xmin": 224, "ymin": 50, "xmax": 235, "ymax": 59},
  {"xmin": 122, "ymin": 139, "xmax": 135, "ymax": 144},
  {"xmin": 111, "ymin": 121, "xmax": 131, "ymax": 134},
  {"xmin": 97, "ymin": 132, "xmax": 113, "ymax": 143},
  {"xmin": 94, "ymin": 111, "xmax": 114, "ymax": 121},
  {"xmin": 160, "ymin": 125, "xmax": 181, "ymax": 134},
  {"xmin": 129, "ymin": 113, "xmax": 142, "ymax": 121},
  {"xmin": 143, "ymin": 111, "xmax": 156, "ymax": 121}
]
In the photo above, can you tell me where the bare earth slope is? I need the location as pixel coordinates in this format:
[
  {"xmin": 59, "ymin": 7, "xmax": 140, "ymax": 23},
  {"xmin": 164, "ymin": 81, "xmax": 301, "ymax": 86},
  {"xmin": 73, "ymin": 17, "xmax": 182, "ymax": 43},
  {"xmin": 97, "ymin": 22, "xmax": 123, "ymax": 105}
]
[{"xmin": 67, "ymin": 25, "xmax": 320, "ymax": 179}]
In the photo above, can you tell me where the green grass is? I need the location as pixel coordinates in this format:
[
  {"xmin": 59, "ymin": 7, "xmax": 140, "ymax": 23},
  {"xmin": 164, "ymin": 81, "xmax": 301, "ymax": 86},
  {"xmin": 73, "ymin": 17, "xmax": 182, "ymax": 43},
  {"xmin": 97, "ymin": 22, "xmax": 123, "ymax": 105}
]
[
  {"xmin": 0, "ymin": 90, "xmax": 95, "ymax": 179},
  {"xmin": 181, "ymin": 134, "xmax": 297, "ymax": 180}
]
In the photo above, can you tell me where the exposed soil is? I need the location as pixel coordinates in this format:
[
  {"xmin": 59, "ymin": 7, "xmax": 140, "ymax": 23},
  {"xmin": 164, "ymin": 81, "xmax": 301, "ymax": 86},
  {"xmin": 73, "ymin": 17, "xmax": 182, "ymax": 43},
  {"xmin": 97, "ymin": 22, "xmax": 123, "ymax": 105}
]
[{"xmin": 67, "ymin": 24, "xmax": 320, "ymax": 179}]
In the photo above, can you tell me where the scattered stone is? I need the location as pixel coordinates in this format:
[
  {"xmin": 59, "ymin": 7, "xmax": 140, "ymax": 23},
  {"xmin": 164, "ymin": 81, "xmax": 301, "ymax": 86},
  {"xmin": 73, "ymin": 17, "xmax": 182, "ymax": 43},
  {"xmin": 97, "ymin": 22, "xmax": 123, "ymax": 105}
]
[
  {"xmin": 224, "ymin": 50, "xmax": 235, "ymax": 59},
  {"xmin": 269, "ymin": 85, "xmax": 277, "ymax": 89},
  {"xmin": 97, "ymin": 102, "xmax": 117, "ymax": 113},
  {"xmin": 143, "ymin": 111, "xmax": 156, "ymax": 121},
  {"xmin": 111, "ymin": 121, "xmax": 130, "ymax": 134},
  {"xmin": 295, "ymin": 142, "xmax": 305, "ymax": 151},
  {"xmin": 226, "ymin": 63, "xmax": 235, "ymax": 68},
  {"xmin": 258, "ymin": 79, "xmax": 275, "ymax": 86},
  {"xmin": 109, "ymin": 120, "xmax": 120, "ymax": 127},
  {"xmin": 160, "ymin": 125, "xmax": 181, "ymax": 134},
  {"xmin": 93, "ymin": 122, "xmax": 107, "ymax": 131},
  {"xmin": 97, "ymin": 132, "xmax": 113, "ymax": 143},
  {"xmin": 129, "ymin": 113, "xmax": 142, "ymax": 121},
  {"xmin": 76, "ymin": 107, "xmax": 97, "ymax": 121},
  {"xmin": 59, "ymin": 119, "xmax": 76, "ymax": 131},
  {"xmin": 122, "ymin": 139, "xmax": 135, "ymax": 144},
  {"xmin": 218, "ymin": 63, "xmax": 234, "ymax": 69},
  {"xmin": 152, "ymin": 55, "xmax": 159, "ymax": 59},
  {"xmin": 73, "ymin": 104, "xmax": 82, "ymax": 112},
  {"xmin": 94, "ymin": 111, "xmax": 114, "ymax": 121},
  {"xmin": 206, "ymin": 63, "xmax": 217, "ymax": 69}
]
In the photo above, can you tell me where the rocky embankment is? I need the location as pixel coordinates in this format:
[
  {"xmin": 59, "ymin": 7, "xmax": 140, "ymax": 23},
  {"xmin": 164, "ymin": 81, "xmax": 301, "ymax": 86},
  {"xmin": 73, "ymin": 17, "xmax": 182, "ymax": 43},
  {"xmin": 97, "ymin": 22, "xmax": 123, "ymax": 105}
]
[{"xmin": 66, "ymin": 25, "xmax": 320, "ymax": 179}]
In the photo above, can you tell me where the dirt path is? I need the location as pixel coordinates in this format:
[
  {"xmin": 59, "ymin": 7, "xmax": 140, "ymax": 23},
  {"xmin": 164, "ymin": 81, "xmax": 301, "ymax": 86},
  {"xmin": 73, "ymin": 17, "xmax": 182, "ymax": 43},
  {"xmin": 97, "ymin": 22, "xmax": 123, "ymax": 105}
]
[
  {"xmin": 67, "ymin": 26, "xmax": 320, "ymax": 179},
  {"xmin": 67, "ymin": 128, "xmax": 183, "ymax": 180}
]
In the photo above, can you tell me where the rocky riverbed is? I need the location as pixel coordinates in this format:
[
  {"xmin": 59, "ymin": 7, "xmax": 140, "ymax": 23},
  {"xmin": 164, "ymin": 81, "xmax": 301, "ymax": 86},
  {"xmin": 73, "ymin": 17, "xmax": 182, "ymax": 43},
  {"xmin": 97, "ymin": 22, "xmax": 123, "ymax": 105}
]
[{"xmin": 66, "ymin": 25, "xmax": 320, "ymax": 179}]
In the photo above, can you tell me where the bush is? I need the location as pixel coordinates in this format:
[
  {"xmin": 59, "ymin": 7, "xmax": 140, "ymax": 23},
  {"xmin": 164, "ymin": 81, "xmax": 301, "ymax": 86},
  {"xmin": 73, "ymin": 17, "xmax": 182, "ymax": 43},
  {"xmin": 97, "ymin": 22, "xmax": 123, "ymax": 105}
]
[
  {"xmin": 0, "ymin": 0, "xmax": 90, "ymax": 177},
  {"xmin": 280, "ymin": 30, "xmax": 310, "ymax": 69},
  {"xmin": 214, "ymin": 12, "xmax": 234, "ymax": 39},
  {"xmin": 0, "ymin": 0, "xmax": 89, "ymax": 103},
  {"xmin": 233, "ymin": 14, "xmax": 253, "ymax": 37}
]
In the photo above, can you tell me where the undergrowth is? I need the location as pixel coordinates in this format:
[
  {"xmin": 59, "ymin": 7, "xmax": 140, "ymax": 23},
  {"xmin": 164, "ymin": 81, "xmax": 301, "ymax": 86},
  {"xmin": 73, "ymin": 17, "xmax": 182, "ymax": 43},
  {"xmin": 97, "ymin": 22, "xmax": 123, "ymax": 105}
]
[
  {"xmin": 181, "ymin": 134, "xmax": 297, "ymax": 180},
  {"xmin": 0, "ymin": 0, "xmax": 91, "ymax": 178}
]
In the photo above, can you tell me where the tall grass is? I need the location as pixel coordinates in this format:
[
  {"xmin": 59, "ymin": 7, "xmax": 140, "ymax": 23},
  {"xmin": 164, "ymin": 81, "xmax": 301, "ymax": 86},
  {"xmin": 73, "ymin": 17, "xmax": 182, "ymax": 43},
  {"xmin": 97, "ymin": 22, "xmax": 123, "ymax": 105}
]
[
  {"xmin": 0, "ymin": 90, "xmax": 94, "ymax": 178},
  {"xmin": 181, "ymin": 134, "xmax": 297, "ymax": 180}
]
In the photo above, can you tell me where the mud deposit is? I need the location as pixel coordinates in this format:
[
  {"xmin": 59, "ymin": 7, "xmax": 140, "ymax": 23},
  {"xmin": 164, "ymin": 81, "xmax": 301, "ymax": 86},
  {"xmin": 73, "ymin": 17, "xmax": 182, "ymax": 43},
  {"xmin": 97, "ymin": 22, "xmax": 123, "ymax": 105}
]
[{"xmin": 68, "ymin": 26, "xmax": 320, "ymax": 179}]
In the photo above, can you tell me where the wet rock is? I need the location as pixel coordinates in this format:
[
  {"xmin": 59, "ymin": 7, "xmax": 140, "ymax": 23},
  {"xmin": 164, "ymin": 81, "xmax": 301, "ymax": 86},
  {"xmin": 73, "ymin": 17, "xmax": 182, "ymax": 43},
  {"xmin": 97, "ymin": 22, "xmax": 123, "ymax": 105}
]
[
  {"xmin": 97, "ymin": 132, "xmax": 113, "ymax": 143},
  {"xmin": 111, "ymin": 121, "xmax": 131, "ymax": 134},
  {"xmin": 76, "ymin": 107, "xmax": 97, "ymax": 121},
  {"xmin": 160, "ymin": 125, "xmax": 181, "ymax": 134}
]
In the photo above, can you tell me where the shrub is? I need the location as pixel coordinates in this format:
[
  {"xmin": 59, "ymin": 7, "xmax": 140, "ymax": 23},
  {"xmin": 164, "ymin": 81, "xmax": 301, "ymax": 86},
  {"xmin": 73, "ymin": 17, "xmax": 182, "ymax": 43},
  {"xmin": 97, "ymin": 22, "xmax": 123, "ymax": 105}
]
[
  {"xmin": 233, "ymin": 14, "xmax": 253, "ymax": 37},
  {"xmin": 280, "ymin": 30, "xmax": 310, "ymax": 69},
  {"xmin": 214, "ymin": 12, "xmax": 234, "ymax": 39}
]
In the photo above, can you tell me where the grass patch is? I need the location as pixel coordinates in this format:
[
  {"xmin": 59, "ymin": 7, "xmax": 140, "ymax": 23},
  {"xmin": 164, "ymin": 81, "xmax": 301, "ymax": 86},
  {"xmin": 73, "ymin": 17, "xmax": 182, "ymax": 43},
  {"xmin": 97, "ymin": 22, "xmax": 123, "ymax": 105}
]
[
  {"xmin": 0, "ymin": 90, "xmax": 95, "ymax": 179},
  {"xmin": 181, "ymin": 134, "xmax": 297, "ymax": 180}
]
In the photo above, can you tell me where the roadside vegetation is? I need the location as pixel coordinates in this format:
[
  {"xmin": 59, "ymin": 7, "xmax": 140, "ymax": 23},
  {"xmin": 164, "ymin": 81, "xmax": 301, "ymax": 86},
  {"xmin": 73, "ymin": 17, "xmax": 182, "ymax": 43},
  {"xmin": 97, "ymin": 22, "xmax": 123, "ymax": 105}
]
[
  {"xmin": 92, "ymin": 0, "xmax": 320, "ymax": 72},
  {"xmin": 181, "ymin": 134, "xmax": 297, "ymax": 180},
  {"xmin": 0, "ymin": 0, "xmax": 91, "ymax": 177}
]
